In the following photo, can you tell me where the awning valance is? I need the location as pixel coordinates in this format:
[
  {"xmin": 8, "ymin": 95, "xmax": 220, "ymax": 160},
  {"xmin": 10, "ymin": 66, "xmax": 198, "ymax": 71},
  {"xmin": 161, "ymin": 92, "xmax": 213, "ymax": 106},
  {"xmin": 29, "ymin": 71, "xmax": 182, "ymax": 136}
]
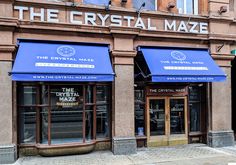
[
  {"xmin": 11, "ymin": 41, "xmax": 115, "ymax": 82},
  {"xmin": 140, "ymin": 47, "xmax": 226, "ymax": 82}
]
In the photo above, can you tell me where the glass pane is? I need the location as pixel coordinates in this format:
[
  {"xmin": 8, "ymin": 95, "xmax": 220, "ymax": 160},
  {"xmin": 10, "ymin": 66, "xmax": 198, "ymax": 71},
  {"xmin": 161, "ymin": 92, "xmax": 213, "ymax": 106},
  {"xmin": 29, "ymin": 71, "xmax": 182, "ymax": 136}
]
[
  {"xmin": 84, "ymin": 0, "xmax": 109, "ymax": 5},
  {"xmin": 177, "ymin": 0, "xmax": 184, "ymax": 13},
  {"xmin": 186, "ymin": 0, "xmax": 193, "ymax": 14},
  {"xmin": 135, "ymin": 89, "xmax": 145, "ymax": 102},
  {"xmin": 85, "ymin": 106, "xmax": 94, "ymax": 141},
  {"xmin": 50, "ymin": 86, "xmax": 83, "ymax": 107},
  {"xmin": 96, "ymin": 105, "xmax": 109, "ymax": 139},
  {"xmin": 19, "ymin": 107, "xmax": 36, "ymax": 144},
  {"xmin": 41, "ymin": 85, "xmax": 49, "ymax": 105},
  {"xmin": 19, "ymin": 86, "xmax": 37, "ymax": 105},
  {"xmin": 189, "ymin": 86, "xmax": 201, "ymax": 101},
  {"xmin": 149, "ymin": 99, "xmax": 165, "ymax": 136},
  {"xmin": 133, "ymin": 0, "xmax": 156, "ymax": 11},
  {"xmin": 170, "ymin": 99, "xmax": 185, "ymax": 134},
  {"xmin": 190, "ymin": 103, "xmax": 200, "ymax": 132},
  {"xmin": 85, "ymin": 85, "xmax": 93, "ymax": 104},
  {"xmin": 135, "ymin": 89, "xmax": 145, "ymax": 136},
  {"xmin": 135, "ymin": 103, "xmax": 145, "ymax": 136},
  {"xmin": 41, "ymin": 107, "xmax": 48, "ymax": 144},
  {"xmin": 96, "ymin": 86, "xmax": 109, "ymax": 104},
  {"xmin": 51, "ymin": 106, "xmax": 83, "ymax": 144}
]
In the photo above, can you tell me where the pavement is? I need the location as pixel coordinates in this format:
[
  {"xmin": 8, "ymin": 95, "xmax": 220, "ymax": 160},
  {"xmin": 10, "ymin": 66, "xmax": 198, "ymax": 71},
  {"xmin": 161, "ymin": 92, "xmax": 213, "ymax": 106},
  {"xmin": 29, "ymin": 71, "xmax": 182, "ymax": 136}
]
[{"xmin": 7, "ymin": 144, "xmax": 236, "ymax": 165}]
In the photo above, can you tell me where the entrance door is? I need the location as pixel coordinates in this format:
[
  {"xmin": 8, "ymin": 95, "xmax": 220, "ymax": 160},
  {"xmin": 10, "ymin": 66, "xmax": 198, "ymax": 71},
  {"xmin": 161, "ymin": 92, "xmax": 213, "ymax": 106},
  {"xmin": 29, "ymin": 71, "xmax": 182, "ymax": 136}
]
[{"xmin": 147, "ymin": 97, "xmax": 188, "ymax": 146}]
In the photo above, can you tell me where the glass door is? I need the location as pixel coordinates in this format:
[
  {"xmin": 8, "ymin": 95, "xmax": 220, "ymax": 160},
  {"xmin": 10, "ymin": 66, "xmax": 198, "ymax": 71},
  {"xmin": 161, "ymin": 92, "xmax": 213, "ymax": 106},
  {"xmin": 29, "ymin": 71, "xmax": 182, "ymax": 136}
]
[
  {"xmin": 149, "ymin": 99, "xmax": 166, "ymax": 136},
  {"xmin": 170, "ymin": 98, "xmax": 186, "ymax": 135},
  {"xmin": 147, "ymin": 97, "xmax": 187, "ymax": 146}
]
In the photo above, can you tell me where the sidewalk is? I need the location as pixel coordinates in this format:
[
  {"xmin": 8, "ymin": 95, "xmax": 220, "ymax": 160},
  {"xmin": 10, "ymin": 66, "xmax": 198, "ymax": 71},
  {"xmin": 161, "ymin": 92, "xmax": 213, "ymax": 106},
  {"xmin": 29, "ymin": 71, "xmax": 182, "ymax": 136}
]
[{"xmin": 10, "ymin": 144, "xmax": 236, "ymax": 165}]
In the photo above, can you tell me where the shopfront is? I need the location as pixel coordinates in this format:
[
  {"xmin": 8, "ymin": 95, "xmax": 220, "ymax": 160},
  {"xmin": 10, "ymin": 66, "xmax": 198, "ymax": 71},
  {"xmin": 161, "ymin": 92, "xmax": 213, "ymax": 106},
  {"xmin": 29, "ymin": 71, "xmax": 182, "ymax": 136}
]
[
  {"xmin": 1, "ymin": 0, "xmax": 236, "ymax": 163},
  {"xmin": 12, "ymin": 40, "xmax": 114, "ymax": 155},
  {"xmin": 134, "ymin": 47, "xmax": 226, "ymax": 146}
]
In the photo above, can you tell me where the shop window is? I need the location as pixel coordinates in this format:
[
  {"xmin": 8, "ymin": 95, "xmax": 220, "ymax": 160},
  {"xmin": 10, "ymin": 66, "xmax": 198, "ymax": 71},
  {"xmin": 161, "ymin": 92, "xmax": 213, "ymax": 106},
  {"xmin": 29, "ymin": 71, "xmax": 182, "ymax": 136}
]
[
  {"xmin": 83, "ymin": 0, "xmax": 109, "ymax": 5},
  {"xmin": 18, "ymin": 86, "xmax": 37, "ymax": 105},
  {"xmin": 96, "ymin": 86, "xmax": 110, "ymax": 139},
  {"xmin": 133, "ymin": 0, "xmax": 157, "ymax": 11},
  {"xmin": 18, "ymin": 84, "xmax": 111, "ymax": 145},
  {"xmin": 177, "ymin": 0, "xmax": 198, "ymax": 15},
  {"xmin": 189, "ymin": 85, "xmax": 201, "ymax": 132},
  {"xmin": 19, "ymin": 107, "xmax": 36, "ymax": 144},
  {"xmin": 135, "ymin": 86, "xmax": 145, "ymax": 136}
]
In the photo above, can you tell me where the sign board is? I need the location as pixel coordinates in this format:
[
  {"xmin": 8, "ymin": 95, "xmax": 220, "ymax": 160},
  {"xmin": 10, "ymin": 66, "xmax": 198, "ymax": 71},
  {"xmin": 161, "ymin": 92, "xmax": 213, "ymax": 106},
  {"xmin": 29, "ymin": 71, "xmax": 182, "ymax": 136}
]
[
  {"xmin": 55, "ymin": 88, "xmax": 80, "ymax": 107},
  {"xmin": 146, "ymin": 86, "xmax": 188, "ymax": 96},
  {"xmin": 14, "ymin": 6, "xmax": 208, "ymax": 34}
]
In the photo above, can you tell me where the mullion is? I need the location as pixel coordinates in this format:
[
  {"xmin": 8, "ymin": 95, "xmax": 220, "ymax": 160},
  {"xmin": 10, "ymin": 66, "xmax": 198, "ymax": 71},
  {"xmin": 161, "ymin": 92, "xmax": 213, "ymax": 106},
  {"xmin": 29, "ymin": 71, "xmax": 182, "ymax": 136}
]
[
  {"xmin": 48, "ymin": 85, "xmax": 51, "ymax": 145},
  {"xmin": 93, "ymin": 85, "xmax": 96, "ymax": 140},
  {"xmin": 83, "ymin": 85, "xmax": 86, "ymax": 143},
  {"xmin": 36, "ymin": 85, "xmax": 40, "ymax": 144}
]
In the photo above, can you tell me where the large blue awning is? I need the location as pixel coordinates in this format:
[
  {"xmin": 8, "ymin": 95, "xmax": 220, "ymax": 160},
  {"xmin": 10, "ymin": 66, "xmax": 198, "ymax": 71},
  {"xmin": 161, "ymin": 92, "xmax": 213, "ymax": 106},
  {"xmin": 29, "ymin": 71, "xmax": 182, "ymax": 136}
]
[
  {"xmin": 140, "ymin": 47, "xmax": 226, "ymax": 82},
  {"xmin": 11, "ymin": 41, "xmax": 115, "ymax": 81}
]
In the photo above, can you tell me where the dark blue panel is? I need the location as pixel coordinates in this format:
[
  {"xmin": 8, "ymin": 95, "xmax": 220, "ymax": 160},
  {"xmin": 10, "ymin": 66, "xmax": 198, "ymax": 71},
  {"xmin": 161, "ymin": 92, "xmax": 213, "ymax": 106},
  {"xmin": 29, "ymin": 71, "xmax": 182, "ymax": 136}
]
[
  {"xmin": 140, "ymin": 47, "xmax": 226, "ymax": 82},
  {"xmin": 12, "ymin": 41, "xmax": 114, "ymax": 81}
]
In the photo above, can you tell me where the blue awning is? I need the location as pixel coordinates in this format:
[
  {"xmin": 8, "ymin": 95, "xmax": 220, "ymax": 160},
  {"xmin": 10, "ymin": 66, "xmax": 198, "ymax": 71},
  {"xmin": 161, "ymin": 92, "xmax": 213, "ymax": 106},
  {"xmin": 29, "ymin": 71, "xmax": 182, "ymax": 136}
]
[
  {"xmin": 11, "ymin": 41, "xmax": 115, "ymax": 81},
  {"xmin": 140, "ymin": 47, "xmax": 226, "ymax": 82}
]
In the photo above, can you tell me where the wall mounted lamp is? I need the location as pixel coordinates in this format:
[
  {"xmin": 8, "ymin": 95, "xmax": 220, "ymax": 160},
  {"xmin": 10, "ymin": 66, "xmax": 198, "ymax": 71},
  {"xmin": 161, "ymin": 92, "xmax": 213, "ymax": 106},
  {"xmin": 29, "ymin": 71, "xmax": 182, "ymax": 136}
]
[
  {"xmin": 137, "ymin": 2, "xmax": 145, "ymax": 17},
  {"xmin": 105, "ymin": 0, "xmax": 112, "ymax": 11},
  {"xmin": 216, "ymin": 43, "xmax": 225, "ymax": 52},
  {"xmin": 218, "ymin": 6, "xmax": 227, "ymax": 14}
]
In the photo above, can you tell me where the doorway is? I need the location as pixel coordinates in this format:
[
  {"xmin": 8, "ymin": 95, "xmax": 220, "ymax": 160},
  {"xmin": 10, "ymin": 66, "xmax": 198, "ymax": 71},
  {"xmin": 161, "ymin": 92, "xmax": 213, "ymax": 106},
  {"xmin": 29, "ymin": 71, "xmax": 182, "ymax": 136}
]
[{"xmin": 146, "ymin": 97, "xmax": 188, "ymax": 146}]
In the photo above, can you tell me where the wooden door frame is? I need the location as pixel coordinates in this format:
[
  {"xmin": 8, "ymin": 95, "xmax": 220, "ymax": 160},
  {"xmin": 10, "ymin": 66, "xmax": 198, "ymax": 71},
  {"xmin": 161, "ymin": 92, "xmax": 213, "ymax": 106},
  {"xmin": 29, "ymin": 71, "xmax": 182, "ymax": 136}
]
[{"xmin": 146, "ymin": 96, "xmax": 188, "ymax": 143}]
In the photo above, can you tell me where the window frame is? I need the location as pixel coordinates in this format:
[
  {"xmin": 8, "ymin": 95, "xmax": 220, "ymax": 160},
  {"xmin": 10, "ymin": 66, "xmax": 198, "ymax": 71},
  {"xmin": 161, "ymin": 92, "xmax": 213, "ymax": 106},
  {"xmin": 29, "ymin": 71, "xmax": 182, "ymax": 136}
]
[
  {"xmin": 177, "ymin": 0, "xmax": 198, "ymax": 15},
  {"xmin": 18, "ymin": 83, "xmax": 112, "ymax": 146}
]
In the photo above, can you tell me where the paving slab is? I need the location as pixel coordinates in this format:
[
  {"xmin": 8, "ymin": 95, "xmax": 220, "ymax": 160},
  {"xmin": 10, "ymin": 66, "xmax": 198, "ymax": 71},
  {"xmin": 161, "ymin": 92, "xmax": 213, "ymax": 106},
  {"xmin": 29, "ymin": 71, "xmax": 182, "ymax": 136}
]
[{"xmin": 4, "ymin": 144, "xmax": 236, "ymax": 165}]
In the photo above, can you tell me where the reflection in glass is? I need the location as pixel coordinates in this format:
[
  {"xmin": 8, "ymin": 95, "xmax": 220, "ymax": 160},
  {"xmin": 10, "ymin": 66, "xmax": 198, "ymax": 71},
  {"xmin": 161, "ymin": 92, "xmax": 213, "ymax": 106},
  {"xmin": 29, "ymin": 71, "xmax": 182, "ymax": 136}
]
[
  {"xmin": 135, "ymin": 89, "xmax": 145, "ymax": 135},
  {"xmin": 50, "ymin": 106, "xmax": 83, "ymax": 144},
  {"xmin": 41, "ymin": 108, "xmax": 48, "ymax": 144},
  {"xmin": 96, "ymin": 86, "xmax": 109, "ymax": 104},
  {"xmin": 189, "ymin": 86, "xmax": 201, "ymax": 132},
  {"xmin": 186, "ymin": 0, "xmax": 193, "ymax": 14},
  {"xmin": 96, "ymin": 105, "xmax": 109, "ymax": 138},
  {"xmin": 85, "ymin": 85, "xmax": 93, "ymax": 104},
  {"xmin": 85, "ymin": 106, "xmax": 93, "ymax": 141},
  {"xmin": 177, "ymin": 0, "xmax": 197, "ymax": 14},
  {"xmin": 20, "ymin": 107, "xmax": 36, "ymax": 144},
  {"xmin": 133, "ymin": 0, "xmax": 156, "ymax": 11},
  {"xmin": 19, "ymin": 86, "xmax": 36, "ymax": 105},
  {"xmin": 189, "ymin": 86, "xmax": 201, "ymax": 101},
  {"xmin": 177, "ymin": 0, "xmax": 184, "ymax": 14},
  {"xmin": 190, "ymin": 103, "xmax": 200, "ymax": 132},
  {"xmin": 18, "ymin": 84, "xmax": 111, "ymax": 145},
  {"xmin": 149, "ymin": 99, "xmax": 165, "ymax": 136},
  {"xmin": 170, "ymin": 99, "xmax": 185, "ymax": 134},
  {"xmin": 41, "ymin": 85, "xmax": 48, "ymax": 105},
  {"xmin": 83, "ymin": 0, "xmax": 109, "ymax": 5}
]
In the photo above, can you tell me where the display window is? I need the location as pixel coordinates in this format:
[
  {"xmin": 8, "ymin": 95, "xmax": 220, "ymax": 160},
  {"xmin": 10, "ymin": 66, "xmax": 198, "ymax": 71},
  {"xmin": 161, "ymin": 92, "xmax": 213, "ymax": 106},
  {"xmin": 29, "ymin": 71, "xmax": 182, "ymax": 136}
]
[{"xmin": 18, "ymin": 83, "xmax": 111, "ymax": 145}]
